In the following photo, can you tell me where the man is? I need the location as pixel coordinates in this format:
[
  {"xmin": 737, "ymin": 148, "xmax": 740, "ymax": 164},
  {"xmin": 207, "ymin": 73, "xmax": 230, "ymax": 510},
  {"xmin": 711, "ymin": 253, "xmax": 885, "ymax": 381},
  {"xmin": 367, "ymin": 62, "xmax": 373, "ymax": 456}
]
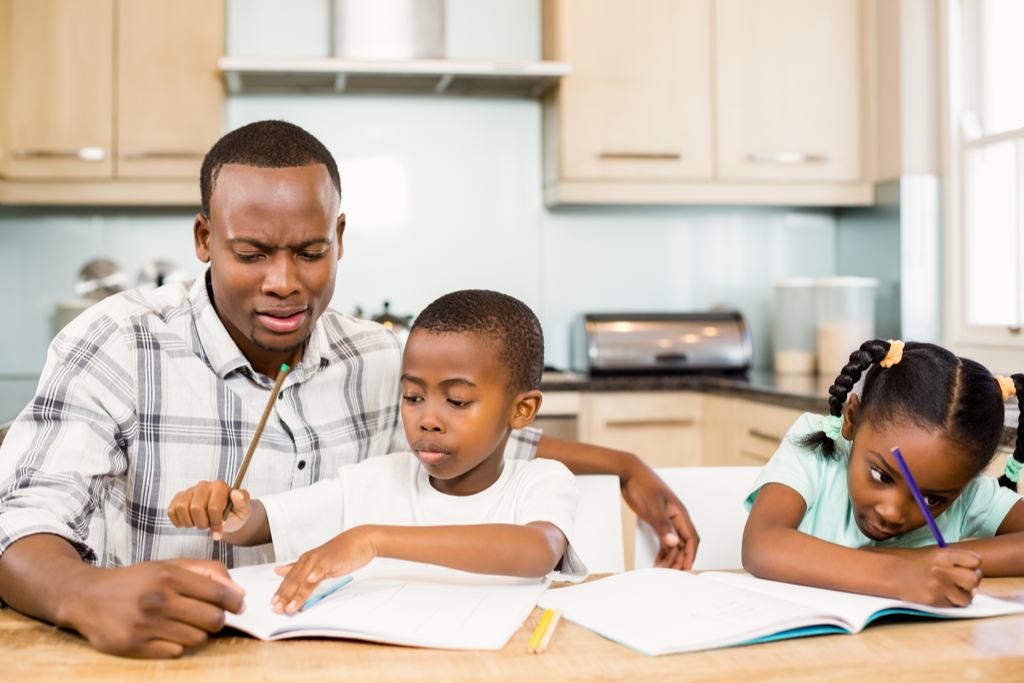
[{"xmin": 0, "ymin": 121, "xmax": 698, "ymax": 658}]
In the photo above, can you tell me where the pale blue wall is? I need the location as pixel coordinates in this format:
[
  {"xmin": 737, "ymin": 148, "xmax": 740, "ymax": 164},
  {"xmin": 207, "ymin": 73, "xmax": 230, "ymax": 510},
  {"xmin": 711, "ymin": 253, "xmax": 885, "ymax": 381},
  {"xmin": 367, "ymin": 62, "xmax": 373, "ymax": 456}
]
[{"xmin": 0, "ymin": 0, "xmax": 841, "ymax": 376}]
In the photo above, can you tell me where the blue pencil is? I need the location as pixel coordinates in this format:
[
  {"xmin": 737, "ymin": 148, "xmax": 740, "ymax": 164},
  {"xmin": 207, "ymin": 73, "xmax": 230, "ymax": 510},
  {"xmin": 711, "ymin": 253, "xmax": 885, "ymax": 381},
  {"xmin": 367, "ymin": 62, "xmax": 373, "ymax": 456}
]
[
  {"xmin": 301, "ymin": 575, "xmax": 354, "ymax": 612},
  {"xmin": 891, "ymin": 447, "xmax": 947, "ymax": 548}
]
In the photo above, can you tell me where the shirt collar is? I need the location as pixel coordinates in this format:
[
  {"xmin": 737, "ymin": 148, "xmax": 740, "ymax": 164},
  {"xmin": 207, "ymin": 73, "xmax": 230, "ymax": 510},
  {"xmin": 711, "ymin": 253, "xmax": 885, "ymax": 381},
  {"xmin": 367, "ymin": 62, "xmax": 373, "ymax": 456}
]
[{"xmin": 189, "ymin": 269, "xmax": 330, "ymax": 384}]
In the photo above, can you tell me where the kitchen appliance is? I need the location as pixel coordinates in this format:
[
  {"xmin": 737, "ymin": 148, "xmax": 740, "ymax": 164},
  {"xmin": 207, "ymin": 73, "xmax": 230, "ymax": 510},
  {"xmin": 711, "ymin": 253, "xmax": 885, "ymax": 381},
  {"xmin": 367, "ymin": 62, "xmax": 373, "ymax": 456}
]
[
  {"xmin": 571, "ymin": 312, "xmax": 752, "ymax": 375},
  {"xmin": 333, "ymin": 0, "xmax": 444, "ymax": 60}
]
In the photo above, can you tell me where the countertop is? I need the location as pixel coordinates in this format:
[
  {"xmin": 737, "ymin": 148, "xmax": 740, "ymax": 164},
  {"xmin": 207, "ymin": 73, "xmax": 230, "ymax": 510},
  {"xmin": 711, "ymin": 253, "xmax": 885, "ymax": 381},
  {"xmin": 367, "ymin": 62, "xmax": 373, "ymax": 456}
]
[{"xmin": 1, "ymin": 372, "xmax": 1017, "ymax": 449}]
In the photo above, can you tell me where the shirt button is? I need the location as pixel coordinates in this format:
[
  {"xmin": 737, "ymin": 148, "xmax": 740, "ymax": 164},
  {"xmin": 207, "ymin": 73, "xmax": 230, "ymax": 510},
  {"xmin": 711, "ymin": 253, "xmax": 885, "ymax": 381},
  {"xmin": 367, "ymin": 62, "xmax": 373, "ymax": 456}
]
[
  {"xmin": 278, "ymin": 391, "xmax": 284, "ymax": 400},
  {"xmin": 297, "ymin": 460, "xmax": 306, "ymax": 470}
]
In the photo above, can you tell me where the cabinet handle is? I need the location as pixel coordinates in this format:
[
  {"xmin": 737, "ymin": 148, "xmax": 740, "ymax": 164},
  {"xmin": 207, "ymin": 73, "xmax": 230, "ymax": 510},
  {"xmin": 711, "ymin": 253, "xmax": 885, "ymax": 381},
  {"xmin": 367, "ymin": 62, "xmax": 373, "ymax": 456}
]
[
  {"xmin": 599, "ymin": 152, "xmax": 681, "ymax": 160},
  {"xmin": 604, "ymin": 418, "xmax": 695, "ymax": 428},
  {"xmin": 121, "ymin": 151, "xmax": 207, "ymax": 160},
  {"xmin": 747, "ymin": 152, "xmax": 828, "ymax": 165},
  {"xmin": 13, "ymin": 148, "xmax": 106, "ymax": 161},
  {"xmin": 748, "ymin": 429, "xmax": 783, "ymax": 444}
]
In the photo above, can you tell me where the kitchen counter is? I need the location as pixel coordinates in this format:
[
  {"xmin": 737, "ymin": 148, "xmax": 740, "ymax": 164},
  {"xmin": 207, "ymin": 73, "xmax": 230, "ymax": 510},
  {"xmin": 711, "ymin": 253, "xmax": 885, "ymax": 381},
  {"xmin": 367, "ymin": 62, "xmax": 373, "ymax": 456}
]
[{"xmin": 541, "ymin": 371, "xmax": 1021, "ymax": 449}]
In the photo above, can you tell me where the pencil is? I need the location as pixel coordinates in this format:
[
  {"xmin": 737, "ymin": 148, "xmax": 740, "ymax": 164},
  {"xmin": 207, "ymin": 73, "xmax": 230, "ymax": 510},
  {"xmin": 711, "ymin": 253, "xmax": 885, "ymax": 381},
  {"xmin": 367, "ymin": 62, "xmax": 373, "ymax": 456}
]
[
  {"xmin": 534, "ymin": 608, "xmax": 561, "ymax": 654},
  {"xmin": 301, "ymin": 575, "xmax": 354, "ymax": 612},
  {"xmin": 891, "ymin": 447, "xmax": 947, "ymax": 547},
  {"xmin": 222, "ymin": 357, "xmax": 297, "ymax": 521},
  {"xmin": 527, "ymin": 608, "xmax": 555, "ymax": 653}
]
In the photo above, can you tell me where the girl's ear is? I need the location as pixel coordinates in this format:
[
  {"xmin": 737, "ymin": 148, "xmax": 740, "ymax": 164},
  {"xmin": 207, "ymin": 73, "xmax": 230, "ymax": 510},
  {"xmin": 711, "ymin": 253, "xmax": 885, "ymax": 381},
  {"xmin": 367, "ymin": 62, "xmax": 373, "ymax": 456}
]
[
  {"xmin": 841, "ymin": 394, "xmax": 860, "ymax": 440},
  {"xmin": 509, "ymin": 390, "xmax": 543, "ymax": 430}
]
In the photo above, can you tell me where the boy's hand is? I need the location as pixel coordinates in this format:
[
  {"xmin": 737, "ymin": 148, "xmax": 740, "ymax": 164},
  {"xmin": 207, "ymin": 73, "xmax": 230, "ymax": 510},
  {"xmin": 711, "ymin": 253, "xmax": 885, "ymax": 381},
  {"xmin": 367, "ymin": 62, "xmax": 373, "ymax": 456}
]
[
  {"xmin": 897, "ymin": 547, "xmax": 982, "ymax": 607},
  {"xmin": 621, "ymin": 461, "xmax": 700, "ymax": 570},
  {"xmin": 167, "ymin": 481, "xmax": 251, "ymax": 541},
  {"xmin": 272, "ymin": 527, "xmax": 377, "ymax": 614}
]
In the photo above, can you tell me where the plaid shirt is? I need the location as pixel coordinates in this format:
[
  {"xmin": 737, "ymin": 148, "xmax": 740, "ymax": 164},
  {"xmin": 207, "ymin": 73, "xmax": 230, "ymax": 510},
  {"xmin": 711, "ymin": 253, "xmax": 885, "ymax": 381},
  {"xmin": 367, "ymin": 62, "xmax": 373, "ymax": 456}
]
[{"xmin": 0, "ymin": 273, "xmax": 540, "ymax": 569}]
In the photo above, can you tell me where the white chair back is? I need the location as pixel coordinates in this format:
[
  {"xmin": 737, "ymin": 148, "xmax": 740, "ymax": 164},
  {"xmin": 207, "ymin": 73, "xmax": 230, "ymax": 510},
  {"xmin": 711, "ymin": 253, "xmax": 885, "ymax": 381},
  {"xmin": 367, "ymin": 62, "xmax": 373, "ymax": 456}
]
[
  {"xmin": 634, "ymin": 466, "xmax": 762, "ymax": 571},
  {"xmin": 573, "ymin": 474, "xmax": 625, "ymax": 573}
]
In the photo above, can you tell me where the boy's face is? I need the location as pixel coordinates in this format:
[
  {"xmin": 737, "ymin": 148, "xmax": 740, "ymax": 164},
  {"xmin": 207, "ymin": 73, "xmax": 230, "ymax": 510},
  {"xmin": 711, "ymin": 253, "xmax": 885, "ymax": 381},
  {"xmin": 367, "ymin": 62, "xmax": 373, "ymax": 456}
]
[
  {"xmin": 400, "ymin": 330, "xmax": 541, "ymax": 496},
  {"xmin": 842, "ymin": 398, "xmax": 971, "ymax": 542}
]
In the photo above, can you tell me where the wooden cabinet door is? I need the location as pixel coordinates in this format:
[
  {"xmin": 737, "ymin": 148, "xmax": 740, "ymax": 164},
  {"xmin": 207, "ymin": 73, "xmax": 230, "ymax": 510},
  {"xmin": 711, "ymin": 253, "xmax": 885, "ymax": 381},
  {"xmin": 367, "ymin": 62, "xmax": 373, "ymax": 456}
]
[
  {"xmin": 117, "ymin": 0, "xmax": 224, "ymax": 179},
  {"xmin": 715, "ymin": 0, "xmax": 862, "ymax": 182},
  {"xmin": 735, "ymin": 402, "xmax": 806, "ymax": 465},
  {"xmin": 4, "ymin": 0, "xmax": 113, "ymax": 179},
  {"xmin": 549, "ymin": 0, "xmax": 713, "ymax": 181}
]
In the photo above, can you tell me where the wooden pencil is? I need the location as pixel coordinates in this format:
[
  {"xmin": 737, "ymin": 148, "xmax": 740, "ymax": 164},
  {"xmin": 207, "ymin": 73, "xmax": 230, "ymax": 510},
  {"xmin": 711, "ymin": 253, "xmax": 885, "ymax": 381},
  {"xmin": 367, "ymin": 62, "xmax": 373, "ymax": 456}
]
[
  {"xmin": 527, "ymin": 608, "xmax": 555, "ymax": 653},
  {"xmin": 534, "ymin": 609, "xmax": 561, "ymax": 654},
  {"xmin": 222, "ymin": 355, "xmax": 298, "ymax": 521}
]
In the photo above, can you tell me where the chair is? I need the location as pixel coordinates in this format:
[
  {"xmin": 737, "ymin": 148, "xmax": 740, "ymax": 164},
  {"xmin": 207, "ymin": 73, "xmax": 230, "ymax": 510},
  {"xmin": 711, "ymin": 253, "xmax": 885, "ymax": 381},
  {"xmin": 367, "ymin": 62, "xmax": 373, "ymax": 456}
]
[
  {"xmin": 572, "ymin": 474, "xmax": 626, "ymax": 573},
  {"xmin": 634, "ymin": 466, "xmax": 762, "ymax": 571}
]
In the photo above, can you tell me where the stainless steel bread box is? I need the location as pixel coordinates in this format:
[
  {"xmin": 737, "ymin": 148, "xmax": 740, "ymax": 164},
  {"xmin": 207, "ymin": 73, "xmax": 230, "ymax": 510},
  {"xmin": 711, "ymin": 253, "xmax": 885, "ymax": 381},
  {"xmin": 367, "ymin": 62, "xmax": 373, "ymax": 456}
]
[{"xmin": 571, "ymin": 312, "xmax": 752, "ymax": 374}]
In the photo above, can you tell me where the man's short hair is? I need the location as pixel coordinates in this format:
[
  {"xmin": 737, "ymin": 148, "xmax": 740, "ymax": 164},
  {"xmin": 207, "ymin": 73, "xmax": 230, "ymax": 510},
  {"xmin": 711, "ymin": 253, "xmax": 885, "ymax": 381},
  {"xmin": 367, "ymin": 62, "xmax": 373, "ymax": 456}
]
[
  {"xmin": 411, "ymin": 290, "xmax": 544, "ymax": 395},
  {"xmin": 200, "ymin": 120, "xmax": 341, "ymax": 218}
]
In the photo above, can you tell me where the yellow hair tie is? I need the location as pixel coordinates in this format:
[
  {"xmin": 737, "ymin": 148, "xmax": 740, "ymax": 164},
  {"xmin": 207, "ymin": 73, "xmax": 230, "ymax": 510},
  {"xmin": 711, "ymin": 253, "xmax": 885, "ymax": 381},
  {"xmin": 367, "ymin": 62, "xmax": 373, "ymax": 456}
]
[
  {"xmin": 879, "ymin": 340, "xmax": 904, "ymax": 368},
  {"xmin": 996, "ymin": 375, "xmax": 1017, "ymax": 401}
]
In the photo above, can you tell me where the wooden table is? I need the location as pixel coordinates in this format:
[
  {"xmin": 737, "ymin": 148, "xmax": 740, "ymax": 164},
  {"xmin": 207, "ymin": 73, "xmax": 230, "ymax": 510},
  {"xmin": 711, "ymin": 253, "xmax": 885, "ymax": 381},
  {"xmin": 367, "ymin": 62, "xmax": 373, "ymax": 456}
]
[{"xmin": 5, "ymin": 576, "xmax": 1024, "ymax": 682}]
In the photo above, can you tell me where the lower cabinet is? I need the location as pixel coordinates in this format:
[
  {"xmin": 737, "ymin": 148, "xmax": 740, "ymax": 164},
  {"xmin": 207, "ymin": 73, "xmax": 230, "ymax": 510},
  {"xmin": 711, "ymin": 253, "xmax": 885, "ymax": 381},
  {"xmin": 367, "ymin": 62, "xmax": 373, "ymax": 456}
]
[{"xmin": 547, "ymin": 389, "xmax": 812, "ymax": 569}]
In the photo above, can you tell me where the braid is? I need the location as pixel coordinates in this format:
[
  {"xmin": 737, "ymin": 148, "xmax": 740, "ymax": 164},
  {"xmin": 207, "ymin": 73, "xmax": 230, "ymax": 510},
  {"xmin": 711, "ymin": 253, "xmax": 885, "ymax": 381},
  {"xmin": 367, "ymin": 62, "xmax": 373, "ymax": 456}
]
[
  {"xmin": 801, "ymin": 339, "xmax": 891, "ymax": 458},
  {"xmin": 997, "ymin": 374, "xmax": 1024, "ymax": 491}
]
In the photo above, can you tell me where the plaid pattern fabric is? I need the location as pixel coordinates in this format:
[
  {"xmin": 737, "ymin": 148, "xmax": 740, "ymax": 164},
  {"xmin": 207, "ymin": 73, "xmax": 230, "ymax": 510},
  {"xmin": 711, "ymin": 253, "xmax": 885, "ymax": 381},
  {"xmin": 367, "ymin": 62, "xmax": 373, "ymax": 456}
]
[{"xmin": 0, "ymin": 273, "xmax": 539, "ymax": 569}]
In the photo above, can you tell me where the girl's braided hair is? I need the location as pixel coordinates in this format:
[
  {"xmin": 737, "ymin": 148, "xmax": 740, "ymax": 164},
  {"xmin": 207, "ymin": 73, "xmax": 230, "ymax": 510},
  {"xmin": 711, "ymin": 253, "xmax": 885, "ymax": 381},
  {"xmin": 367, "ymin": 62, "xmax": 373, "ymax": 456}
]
[{"xmin": 802, "ymin": 340, "xmax": 1014, "ymax": 487}]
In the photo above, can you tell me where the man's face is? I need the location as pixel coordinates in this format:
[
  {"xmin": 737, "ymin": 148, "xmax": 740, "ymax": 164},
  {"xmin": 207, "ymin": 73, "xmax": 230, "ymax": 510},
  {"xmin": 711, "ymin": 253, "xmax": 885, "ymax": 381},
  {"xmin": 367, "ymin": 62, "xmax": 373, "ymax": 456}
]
[{"xmin": 194, "ymin": 163, "xmax": 344, "ymax": 375}]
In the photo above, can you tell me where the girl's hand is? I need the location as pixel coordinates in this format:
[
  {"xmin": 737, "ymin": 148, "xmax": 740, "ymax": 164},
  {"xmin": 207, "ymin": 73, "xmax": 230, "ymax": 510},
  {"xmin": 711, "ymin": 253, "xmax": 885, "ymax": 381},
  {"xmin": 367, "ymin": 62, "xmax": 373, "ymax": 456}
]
[
  {"xmin": 896, "ymin": 547, "xmax": 982, "ymax": 607},
  {"xmin": 271, "ymin": 527, "xmax": 377, "ymax": 614},
  {"xmin": 167, "ymin": 480, "xmax": 251, "ymax": 541}
]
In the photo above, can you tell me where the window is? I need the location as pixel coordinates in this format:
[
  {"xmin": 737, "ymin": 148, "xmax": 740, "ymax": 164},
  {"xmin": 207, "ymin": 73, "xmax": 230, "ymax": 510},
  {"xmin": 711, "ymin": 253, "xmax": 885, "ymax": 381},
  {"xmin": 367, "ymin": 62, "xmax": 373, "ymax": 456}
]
[{"xmin": 949, "ymin": 0, "xmax": 1024, "ymax": 355}]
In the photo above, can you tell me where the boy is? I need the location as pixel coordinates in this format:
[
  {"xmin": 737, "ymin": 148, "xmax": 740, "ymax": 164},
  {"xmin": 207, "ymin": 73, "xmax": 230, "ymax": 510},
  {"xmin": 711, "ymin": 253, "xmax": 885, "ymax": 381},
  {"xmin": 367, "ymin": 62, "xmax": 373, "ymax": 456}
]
[{"xmin": 168, "ymin": 290, "xmax": 585, "ymax": 613}]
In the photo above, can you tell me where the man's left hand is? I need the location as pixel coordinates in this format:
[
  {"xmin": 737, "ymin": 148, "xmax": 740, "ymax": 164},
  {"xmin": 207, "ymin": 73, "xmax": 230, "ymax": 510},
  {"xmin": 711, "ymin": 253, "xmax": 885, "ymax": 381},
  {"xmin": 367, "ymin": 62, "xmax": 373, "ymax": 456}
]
[{"xmin": 620, "ymin": 460, "xmax": 699, "ymax": 570}]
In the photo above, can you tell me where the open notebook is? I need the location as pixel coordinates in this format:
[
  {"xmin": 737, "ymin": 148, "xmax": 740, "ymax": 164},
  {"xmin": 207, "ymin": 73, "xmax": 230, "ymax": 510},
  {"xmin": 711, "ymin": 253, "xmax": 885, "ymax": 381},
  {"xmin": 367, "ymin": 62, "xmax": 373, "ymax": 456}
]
[
  {"xmin": 225, "ymin": 559, "xmax": 549, "ymax": 650},
  {"xmin": 538, "ymin": 569, "xmax": 1024, "ymax": 656}
]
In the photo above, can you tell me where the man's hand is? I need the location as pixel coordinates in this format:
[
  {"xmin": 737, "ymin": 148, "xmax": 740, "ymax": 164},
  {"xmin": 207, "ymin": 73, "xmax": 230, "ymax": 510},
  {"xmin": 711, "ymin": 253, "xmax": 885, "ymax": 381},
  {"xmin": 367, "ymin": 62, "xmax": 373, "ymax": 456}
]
[
  {"xmin": 534, "ymin": 435, "xmax": 700, "ymax": 570},
  {"xmin": 63, "ymin": 558, "xmax": 247, "ymax": 658},
  {"xmin": 620, "ymin": 459, "xmax": 700, "ymax": 570}
]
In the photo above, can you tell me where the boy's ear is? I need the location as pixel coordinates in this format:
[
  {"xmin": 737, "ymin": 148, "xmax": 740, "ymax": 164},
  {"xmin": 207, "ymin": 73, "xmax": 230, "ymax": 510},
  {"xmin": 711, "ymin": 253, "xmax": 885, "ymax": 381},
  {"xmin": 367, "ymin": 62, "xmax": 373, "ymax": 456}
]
[
  {"xmin": 509, "ymin": 390, "xmax": 543, "ymax": 430},
  {"xmin": 841, "ymin": 394, "xmax": 860, "ymax": 440}
]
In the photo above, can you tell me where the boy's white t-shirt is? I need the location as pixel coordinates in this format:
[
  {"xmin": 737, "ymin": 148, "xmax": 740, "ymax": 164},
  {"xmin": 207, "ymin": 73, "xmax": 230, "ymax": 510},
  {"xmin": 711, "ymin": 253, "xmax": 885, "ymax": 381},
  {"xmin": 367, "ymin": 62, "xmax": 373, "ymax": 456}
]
[{"xmin": 259, "ymin": 453, "xmax": 587, "ymax": 579}]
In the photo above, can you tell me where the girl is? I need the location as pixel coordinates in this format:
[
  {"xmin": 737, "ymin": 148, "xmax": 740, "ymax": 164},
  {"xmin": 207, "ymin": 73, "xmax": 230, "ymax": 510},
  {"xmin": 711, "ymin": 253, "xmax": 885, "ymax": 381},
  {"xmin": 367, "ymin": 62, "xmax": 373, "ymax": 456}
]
[{"xmin": 743, "ymin": 339, "xmax": 1024, "ymax": 607}]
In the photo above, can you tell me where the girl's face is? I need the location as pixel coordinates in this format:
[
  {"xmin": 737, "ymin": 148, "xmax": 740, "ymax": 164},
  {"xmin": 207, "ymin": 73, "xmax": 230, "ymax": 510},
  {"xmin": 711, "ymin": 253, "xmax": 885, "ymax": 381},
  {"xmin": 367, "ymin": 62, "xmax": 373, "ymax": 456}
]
[{"xmin": 843, "ymin": 406, "xmax": 974, "ymax": 542}]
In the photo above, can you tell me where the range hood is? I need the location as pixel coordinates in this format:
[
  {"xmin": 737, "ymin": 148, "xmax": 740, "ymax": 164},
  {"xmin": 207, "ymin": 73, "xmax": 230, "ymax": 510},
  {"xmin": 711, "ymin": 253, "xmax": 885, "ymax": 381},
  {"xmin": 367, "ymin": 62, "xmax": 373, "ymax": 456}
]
[{"xmin": 219, "ymin": 57, "xmax": 571, "ymax": 98}]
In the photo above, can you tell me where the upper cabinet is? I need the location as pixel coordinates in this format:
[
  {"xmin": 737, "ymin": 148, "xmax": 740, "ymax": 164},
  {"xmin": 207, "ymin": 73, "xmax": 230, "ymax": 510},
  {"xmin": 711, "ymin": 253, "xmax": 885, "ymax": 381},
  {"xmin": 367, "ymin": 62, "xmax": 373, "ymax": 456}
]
[
  {"xmin": 546, "ymin": 0, "xmax": 713, "ymax": 182},
  {"xmin": 0, "ymin": 0, "xmax": 224, "ymax": 204},
  {"xmin": 3, "ymin": 0, "xmax": 114, "ymax": 180},
  {"xmin": 715, "ymin": 0, "xmax": 862, "ymax": 182},
  {"xmin": 543, "ymin": 0, "xmax": 873, "ymax": 206}
]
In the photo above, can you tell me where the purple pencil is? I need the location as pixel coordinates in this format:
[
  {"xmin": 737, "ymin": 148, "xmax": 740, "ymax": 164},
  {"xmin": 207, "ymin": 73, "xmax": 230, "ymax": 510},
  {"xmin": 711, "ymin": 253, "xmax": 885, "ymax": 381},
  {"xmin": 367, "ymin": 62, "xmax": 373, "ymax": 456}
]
[{"xmin": 891, "ymin": 447, "xmax": 947, "ymax": 548}]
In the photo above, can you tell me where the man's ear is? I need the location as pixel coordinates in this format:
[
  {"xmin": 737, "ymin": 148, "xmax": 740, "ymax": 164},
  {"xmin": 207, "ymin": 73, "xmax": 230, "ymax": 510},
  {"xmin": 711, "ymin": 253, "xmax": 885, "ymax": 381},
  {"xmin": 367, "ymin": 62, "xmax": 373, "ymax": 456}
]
[
  {"xmin": 336, "ymin": 212, "xmax": 346, "ymax": 261},
  {"xmin": 194, "ymin": 213, "xmax": 212, "ymax": 263},
  {"xmin": 841, "ymin": 394, "xmax": 860, "ymax": 440},
  {"xmin": 509, "ymin": 390, "xmax": 543, "ymax": 430}
]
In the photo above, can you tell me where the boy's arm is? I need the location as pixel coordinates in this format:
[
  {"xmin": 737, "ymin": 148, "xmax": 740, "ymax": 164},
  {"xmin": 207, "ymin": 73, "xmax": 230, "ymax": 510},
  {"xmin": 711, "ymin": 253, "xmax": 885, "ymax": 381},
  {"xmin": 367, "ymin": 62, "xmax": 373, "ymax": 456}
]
[
  {"xmin": 743, "ymin": 483, "xmax": 983, "ymax": 607},
  {"xmin": 271, "ymin": 522, "xmax": 567, "ymax": 613},
  {"xmin": 167, "ymin": 482, "xmax": 271, "ymax": 546},
  {"xmin": 535, "ymin": 435, "xmax": 699, "ymax": 570}
]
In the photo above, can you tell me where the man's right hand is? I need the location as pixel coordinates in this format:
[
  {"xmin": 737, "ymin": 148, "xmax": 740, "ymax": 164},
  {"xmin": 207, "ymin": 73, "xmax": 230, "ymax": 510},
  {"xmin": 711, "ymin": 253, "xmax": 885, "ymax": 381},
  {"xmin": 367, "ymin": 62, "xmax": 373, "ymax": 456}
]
[
  {"xmin": 167, "ymin": 480, "xmax": 251, "ymax": 541},
  {"xmin": 63, "ymin": 558, "xmax": 246, "ymax": 658},
  {"xmin": 0, "ymin": 534, "xmax": 245, "ymax": 659}
]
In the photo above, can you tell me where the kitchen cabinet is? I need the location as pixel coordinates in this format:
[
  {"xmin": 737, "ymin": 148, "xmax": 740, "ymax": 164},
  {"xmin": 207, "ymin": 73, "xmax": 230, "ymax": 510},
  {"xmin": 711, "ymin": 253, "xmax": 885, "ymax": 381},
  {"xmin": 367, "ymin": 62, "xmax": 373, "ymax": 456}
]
[
  {"xmin": 542, "ymin": 0, "xmax": 873, "ymax": 206},
  {"xmin": 1, "ymin": 0, "xmax": 114, "ymax": 180},
  {"xmin": 0, "ymin": 0, "xmax": 224, "ymax": 204},
  {"xmin": 542, "ymin": 0, "xmax": 713, "ymax": 183},
  {"xmin": 715, "ymin": 0, "xmax": 862, "ymax": 183}
]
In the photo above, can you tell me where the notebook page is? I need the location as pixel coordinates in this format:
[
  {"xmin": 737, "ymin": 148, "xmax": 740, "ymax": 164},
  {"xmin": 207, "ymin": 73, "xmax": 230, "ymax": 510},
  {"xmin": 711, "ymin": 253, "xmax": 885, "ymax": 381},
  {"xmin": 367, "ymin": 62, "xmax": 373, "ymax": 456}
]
[
  {"xmin": 537, "ymin": 569, "xmax": 848, "ymax": 656},
  {"xmin": 703, "ymin": 572, "xmax": 1024, "ymax": 631},
  {"xmin": 225, "ymin": 559, "xmax": 550, "ymax": 650}
]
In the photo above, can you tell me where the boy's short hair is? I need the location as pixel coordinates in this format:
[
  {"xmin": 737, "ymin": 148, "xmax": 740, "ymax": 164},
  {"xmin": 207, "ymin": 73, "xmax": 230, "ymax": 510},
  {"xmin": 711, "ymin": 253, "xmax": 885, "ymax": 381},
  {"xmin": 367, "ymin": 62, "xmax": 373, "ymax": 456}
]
[
  {"xmin": 200, "ymin": 120, "xmax": 341, "ymax": 218},
  {"xmin": 412, "ymin": 290, "xmax": 544, "ymax": 395}
]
